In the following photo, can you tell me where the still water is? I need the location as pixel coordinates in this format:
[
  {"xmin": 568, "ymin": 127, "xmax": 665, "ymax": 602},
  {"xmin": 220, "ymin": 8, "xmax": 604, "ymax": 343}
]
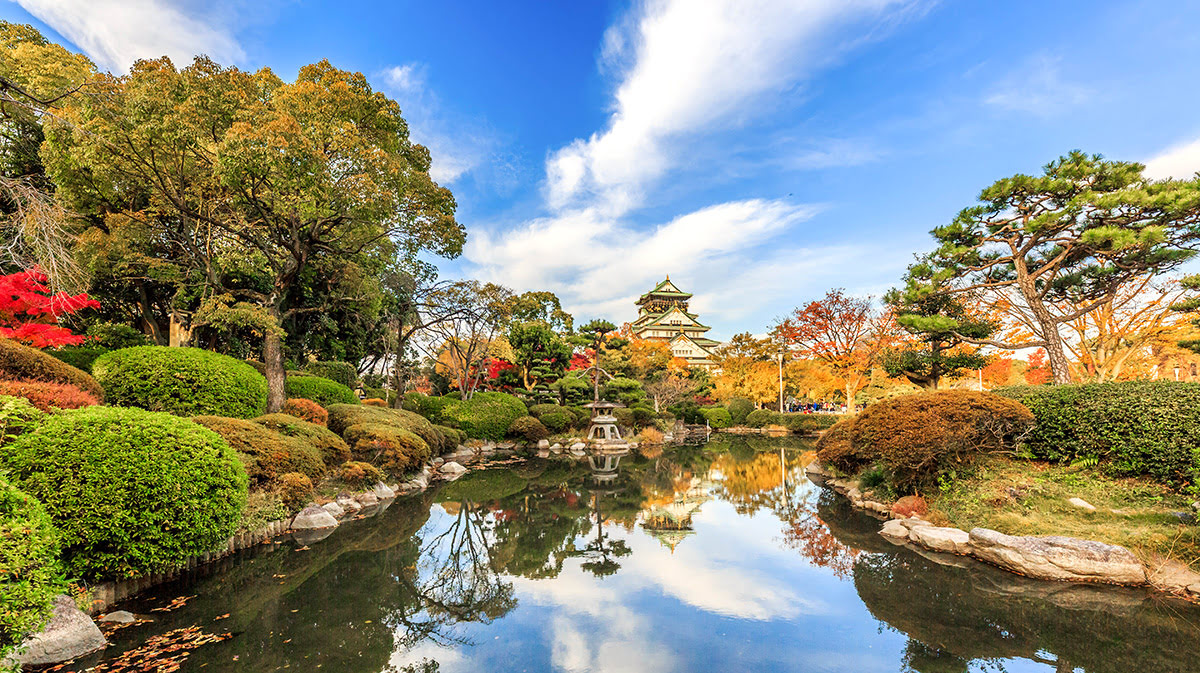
[{"xmin": 73, "ymin": 436, "xmax": 1200, "ymax": 673}]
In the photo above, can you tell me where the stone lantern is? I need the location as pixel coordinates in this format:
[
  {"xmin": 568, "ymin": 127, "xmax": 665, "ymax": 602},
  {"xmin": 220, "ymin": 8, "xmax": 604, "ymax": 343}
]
[{"xmin": 584, "ymin": 400, "xmax": 624, "ymax": 443}]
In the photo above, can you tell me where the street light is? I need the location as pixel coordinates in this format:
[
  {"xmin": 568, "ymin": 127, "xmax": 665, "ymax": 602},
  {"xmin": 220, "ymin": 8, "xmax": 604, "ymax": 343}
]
[
  {"xmin": 777, "ymin": 347, "xmax": 785, "ymax": 413},
  {"xmin": 1175, "ymin": 365, "xmax": 1181, "ymax": 381}
]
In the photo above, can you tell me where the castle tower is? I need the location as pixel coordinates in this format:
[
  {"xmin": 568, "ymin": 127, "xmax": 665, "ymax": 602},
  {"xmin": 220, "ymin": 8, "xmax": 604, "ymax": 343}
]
[{"xmin": 630, "ymin": 276, "xmax": 719, "ymax": 368}]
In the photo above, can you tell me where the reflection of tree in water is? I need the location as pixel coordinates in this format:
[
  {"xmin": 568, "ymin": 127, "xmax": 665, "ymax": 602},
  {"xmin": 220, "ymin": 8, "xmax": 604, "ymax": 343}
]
[{"xmin": 565, "ymin": 491, "xmax": 632, "ymax": 577}]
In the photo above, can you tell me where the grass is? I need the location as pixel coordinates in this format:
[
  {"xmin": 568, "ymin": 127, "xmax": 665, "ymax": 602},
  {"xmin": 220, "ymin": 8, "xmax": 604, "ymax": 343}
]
[{"xmin": 929, "ymin": 454, "xmax": 1200, "ymax": 568}]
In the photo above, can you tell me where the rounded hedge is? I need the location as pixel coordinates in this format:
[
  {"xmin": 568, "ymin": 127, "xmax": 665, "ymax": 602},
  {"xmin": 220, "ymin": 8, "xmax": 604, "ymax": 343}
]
[
  {"xmin": 726, "ymin": 398, "xmax": 754, "ymax": 426},
  {"xmin": 93, "ymin": 346, "xmax": 266, "ymax": 418},
  {"xmin": 0, "ymin": 337, "xmax": 104, "ymax": 399},
  {"xmin": 328, "ymin": 403, "xmax": 445, "ymax": 451},
  {"xmin": 540, "ymin": 409, "xmax": 573, "ymax": 433},
  {"xmin": 402, "ymin": 392, "xmax": 457, "ymax": 424},
  {"xmin": 509, "ymin": 415, "xmax": 549, "ymax": 443},
  {"xmin": 342, "ymin": 423, "xmax": 430, "ymax": 474},
  {"xmin": 1, "ymin": 407, "xmax": 248, "ymax": 579},
  {"xmin": 193, "ymin": 416, "xmax": 325, "ymax": 486},
  {"xmin": 253, "ymin": 413, "xmax": 351, "ymax": 467},
  {"xmin": 337, "ymin": 461, "xmax": 384, "ymax": 487},
  {"xmin": 281, "ymin": 397, "xmax": 328, "ymax": 426},
  {"xmin": 442, "ymin": 391, "xmax": 528, "ymax": 441},
  {"xmin": 700, "ymin": 406, "xmax": 732, "ymax": 429},
  {"xmin": 46, "ymin": 345, "xmax": 110, "ymax": 373},
  {"xmin": 285, "ymin": 374, "xmax": 358, "ymax": 407},
  {"xmin": 0, "ymin": 379, "xmax": 99, "ymax": 411},
  {"xmin": 0, "ymin": 395, "xmax": 46, "ymax": 446},
  {"xmin": 995, "ymin": 381, "xmax": 1200, "ymax": 485},
  {"xmin": 0, "ymin": 473, "xmax": 65, "ymax": 663}
]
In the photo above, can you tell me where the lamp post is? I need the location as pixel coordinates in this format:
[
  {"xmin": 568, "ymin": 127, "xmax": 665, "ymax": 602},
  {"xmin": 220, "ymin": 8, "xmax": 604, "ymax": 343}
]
[
  {"xmin": 1175, "ymin": 365, "xmax": 1181, "ymax": 382},
  {"xmin": 777, "ymin": 347, "xmax": 785, "ymax": 413}
]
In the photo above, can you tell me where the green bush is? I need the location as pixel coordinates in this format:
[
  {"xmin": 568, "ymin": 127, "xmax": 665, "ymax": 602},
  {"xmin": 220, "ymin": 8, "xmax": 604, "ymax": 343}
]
[
  {"xmin": 0, "ymin": 395, "xmax": 45, "ymax": 446},
  {"xmin": 285, "ymin": 375, "xmax": 358, "ymax": 407},
  {"xmin": 254, "ymin": 413, "xmax": 351, "ymax": 467},
  {"xmin": 442, "ymin": 391, "xmax": 529, "ymax": 441},
  {"xmin": 403, "ymin": 392, "xmax": 458, "ymax": 424},
  {"xmin": 362, "ymin": 387, "xmax": 396, "ymax": 404},
  {"xmin": 327, "ymin": 403, "xmax": 444, "ymax": 452},
  {"xmin": 995, "ymin": 381, "xmax": 1200, "ymax": 485},
  {"xmin": 46, "ymin": 345, "xmax": 110, "ymax": 373},
  {"xmin": 337, "ymin": 460, "xmax": 384, "ymax": 488},
  {"xmin": 2, "ymin": 407, "xmax": 248, "ymax": 579},
  {"xmin": 508, "ymin": 415, "xmax": 549, "ymax": 443},
  {"xmin": 342, "ymin": 423, "xmax": 430, "ymax": 474},
  {"xmin": 745, "ymin": 408, "xmax": 774, "ymax": 428},
  {"xmin": 434, "ymin": 424, "xmax": 466, "ymax": 448},
  {"xmin": 302, "ymin": 361, "xmax": 358, "ymax": 388},
  {"xmin": 726, "ymin": 398, "xmax": 755, "ymax": 425},
  {"xmin": 93, "ymin": 346, "xmax": 265, "ymax": 418},
  {"xmin": 540, "ymin": 409, "xmax": 574, "ymax": 433},
  {"xmin": 527, "ymin": 403, "xmax": 562, "ymax": 419},
  {"xmin": 85, "ymin": 322, "xmax": 150, "ymax": 349},
  {"xmin": 0, "ymin": 337, "xmax": 104, "ymax": 399},
  {"xmin": 700, "ymin": 406, "xmax": 732, "ymax": 429},
  {"xmin": 193, "ymin": 416, "xmax": 325, "ymax": 486},
  {"xmin": 0, "ymin": 474, "xmax": 65, "ymax": 663}
]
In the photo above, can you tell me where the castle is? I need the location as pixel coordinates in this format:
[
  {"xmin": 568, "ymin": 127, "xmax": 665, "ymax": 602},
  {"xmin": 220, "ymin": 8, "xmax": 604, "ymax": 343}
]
[{"xmin": 630, "ymin": 277, "xmax": 720, "ymax": 368}]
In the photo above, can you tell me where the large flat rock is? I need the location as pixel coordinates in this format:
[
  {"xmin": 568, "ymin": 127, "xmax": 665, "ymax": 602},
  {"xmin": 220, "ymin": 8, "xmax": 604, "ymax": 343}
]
[
  {"xmin": 910, "ymin": 526, "xmax": 972, "ymax": 555},
  {"xmin": 968, "ymin": 528, "xmax": 1146, "ymax": 585}
]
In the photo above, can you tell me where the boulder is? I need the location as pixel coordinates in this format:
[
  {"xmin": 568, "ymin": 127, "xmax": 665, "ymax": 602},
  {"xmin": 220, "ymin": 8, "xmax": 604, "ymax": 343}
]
[
  {"xmin": 410, "ymin": 474, "xmax": 430, "ymax": 489},
  {"xmin": 15, "ymin": 595, "xmax": 106, "ymax": 667},
  {"xmin": 99, "ymin": 610, "xmax": 135, "ymax": 624},
  {"xmin": 440, "ymin": 461, "xmax": 467, "ymax": 475},
  {"xmin": 431, "ymin": 457, "xmax": 445, "ymax": 468},
  {"xmin": 968, "ymin": 528, "xmax": 1147, "ymax": 585},
  {"xmin": 1147, "ymin": 558, "xmax": 1200, "ymax": 598},
  {"xmin": 910, "ymin": 526, "xmax": 972, "ymax": 555},
  {"xmin": 570, "ymin": 442, "xmax": 586, "ymax": 451},
  {"xmin": 372, "ymin": 482, "xmax": 396, "ymax": 500},
  {"xmin": 537, "ymin": 439, "xmax": 550, "ymax": 450},
  {"xmin": 879, "ymin": 519, "xmax": 909, "ymax": 540},
  {"xmin": 891, "ymin": 495, "xmax": 928, "ymax": 518},
  {"xmin": 321, "ymin": 501, "xmax": 346, "ymax": 519},
  {"xmin": 1068, "ymin": 497, "xmax": 1096, "ymax": 512},
  {"xmin": 355, "ymin": 491, "xmax": 380, "ymax": 507},
  {"xmin": 336, "ymin": 494, "xmax": 363, "ymax": 515},
  {"xmin": 550, "ymin": 443, "xmax": 563, "ymax": 450},
  {"xmin": 896, "ymin": 516, "xmax": 933, "ymax": 531},
  {"xmin": 292, "ymin": 505, "xmax": 338, "ymax": 530}
]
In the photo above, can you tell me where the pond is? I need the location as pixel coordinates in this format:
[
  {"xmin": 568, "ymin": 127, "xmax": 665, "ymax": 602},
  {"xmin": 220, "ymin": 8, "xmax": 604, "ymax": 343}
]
[{"xmin": 69, "ymin": 436, "xmax": 1200, "ymax": 673}]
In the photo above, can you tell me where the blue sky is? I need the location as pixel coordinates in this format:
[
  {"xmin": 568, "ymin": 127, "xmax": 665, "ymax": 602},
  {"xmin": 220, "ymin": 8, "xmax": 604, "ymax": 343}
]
[{"xmin": 7, "ymin": 0, "xmax": 1200, "ymax": 339}]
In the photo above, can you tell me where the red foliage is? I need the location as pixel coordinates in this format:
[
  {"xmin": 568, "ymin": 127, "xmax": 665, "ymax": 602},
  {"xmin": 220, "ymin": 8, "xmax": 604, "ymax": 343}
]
[
  {"xmin": 568, "ymin": 351, "xmax": 592, "ymax": 371},
  {"xmin": 1025, "ymin": 349, "xmax": 1051, "ymax": 385},
  {"xmin": 0, "ymin": 379, "xmax": 100, "ymax": 411},
  {"xmin": 981, "ymin": 356, "xmax": 1013, "ymax": 389},
  {"xmin": 485, "ymin": 358, "xmax": 514, "ymax": 380},
  {"xmin": 0, "ymin": 267, "xmax": 99, "ymax": 347},
  {"xmin": 281, "ymin": 398, "xmax": 328, "ymax": 426}
]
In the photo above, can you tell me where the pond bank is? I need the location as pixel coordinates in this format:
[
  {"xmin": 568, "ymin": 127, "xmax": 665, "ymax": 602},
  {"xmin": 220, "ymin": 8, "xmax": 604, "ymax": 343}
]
[{"xmin": 806, "ymin": 460, "xmax": 1200, "ymax": 602}]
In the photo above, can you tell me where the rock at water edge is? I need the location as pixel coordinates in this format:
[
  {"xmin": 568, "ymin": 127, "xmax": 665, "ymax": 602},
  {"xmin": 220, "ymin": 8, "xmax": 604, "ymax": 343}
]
[
  {"xmin": 372, "ymin": 482, "xmax": 396, "ymax": 500},
  {"xmin": 99, "ymin": 610, "xmax": 135, "ymax": 624},
  {"xmin": 968, "ymin": 528, "xmax": 1146, "ymax": 585},
  {"xmin": 440, "ymin": 461, "xmax": 467, "ymax": 475},
  {"xmin": 322, "ymin": 501, "xmax": 346, "ymax": 519},
  {"xmin": 910, "ymin": 526, "xmax": 972, "ymax": 555},
  {"xmin": 879, "ymin": 519, "xmax": 909, "ymax": 540},
  {"xmin": 15, "ymin": 595, "xmax": 106, "ymax": 667},
  {"xmin": 292, "ymin": 505, "xmax": 339, "ymax": 530}
]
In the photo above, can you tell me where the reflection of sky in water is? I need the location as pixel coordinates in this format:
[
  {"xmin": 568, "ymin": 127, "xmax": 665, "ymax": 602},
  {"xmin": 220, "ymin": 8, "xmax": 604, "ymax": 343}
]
[{"xmin": 390, "ymin": 476, "xmax": 1047, "ymax": 673}]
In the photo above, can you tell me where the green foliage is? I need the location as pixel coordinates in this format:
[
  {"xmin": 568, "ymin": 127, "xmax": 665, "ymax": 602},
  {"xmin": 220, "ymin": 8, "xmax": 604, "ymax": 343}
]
[
  {"xmin": 668, "ymin": 400, "xmax": 704, "ymax": 424},
  {"xmin": 1, "ymin": 406, "xmax": 248, "ymax": 579},
  {"xmin": 342, "ymin": 423, "xmax": 429, "ymax": 474},
  {"xmin": 277, "ymin": 472, "xmax": 314, "ymax": 509},
  {"xmin": 45, "ymin": 345, "xmax": 109, "ymax": 373},
  {"xmin": 507, "ymin": 321, "xmax": 572, "ymax": 400},
  {"xmin": 882, "ymin": 292, "xmax": 994, "ymax": 389},
  {"xmin": 0, "ymin": 473, "xmax": 65, "ymax": 663},
  {"xmin": 302, "ymin": 361, "xmax": 358, "ymax": 388},
  {"xmin": 85, "ymin": 323, "xmax": 150, "ymax": 349},
  {"xmin": 285, "ymin": 375, "xmax": 358, "ymax": 407},
  {"xmin": 508, "ymin": 415, "xmax": 549, "ymax": 443},
  {"xmin": 726, "ymin": 397, "xmax": 754, "ymax": 425},
  {"xmin": 192, "ymin": 416, "xmax": 325, "ymax": 486},
  {"xmin": 336, "ymin": 461, "xmax": 384, "ymax": 488},
  {"xmin": 0, "ymin": 395, "xmax": 45, "ymax": 445},
  {"xmin": 403, "ymin": 392, "xmax": 457, "ymax": 424},
  {"xmin": 253, "ymin": 413, "xmax": 351, "ymax": 467},
  {"xmin": 0, "ymin": 337, "xmax": 104, "ymax": 399},
  {"xmin": 700, "ymin": 406, "xmax": 732, "ymax": 429},
  {"xmin": 745, "ymin": 408, "xmax": 774, "ymax": 428},
  {"xmin": 433, "ymin": 424, "xmax": 466, "ymax": 448},
  {"xmin": 362, "ymin": 387, "xmax": 395, "ymax": 404},
  {"xmin": 93, "ymin": 346, "xmax": 266, "ymax": 418},
  {"xmin": 327, "ymin": 403, "xmax": 443, "ymax": 452},
  {"xmin": 995, "ymin": 381, "xmax": 1200, "ymax": 485},
  {"xmin": 539, "ymin": 410, "xmax": 574, "ymax": 433},
  {"xmin": 442, "ymin": 391, "xmax": 529, "ymax": 441},
  {"xmin": 603, "ymin": 377, "xmax": 645, "ymax": 405}
]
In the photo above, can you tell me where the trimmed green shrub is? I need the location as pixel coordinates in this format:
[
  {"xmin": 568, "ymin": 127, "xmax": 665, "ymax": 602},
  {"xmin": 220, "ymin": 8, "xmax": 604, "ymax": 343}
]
[
  {"xmin": 46, "ymin": 345, "xmax": 109, "ymax": 373},
  {"xmin": 337, "ymin": 461, "xmax": 384, "ymax": 487},
  {"xmin": 0, "ymin": 474, "xmax": 65, "ymax": 663},
  {"xmin": 700, "ymin": 406, "xmax": 732, "ymax": 429},
  {"xmin": 726, "ymin": 398, "xmax": 754, "ymax": 425},
  {"xmin": 281, "ymin": 397, "xmax": 328, "ymax": 426},
  {"xmin": 403, "ymin": 392, "xmax": 457, "ymax": 424},
  {"xmin": 630, "ymin": 404, "xmax": 655, "ymax": 427},
  {"xmin": 0, "ymin": 338, "xmax": 104, "ymax": 399},
  {"xmin": 327, "ymin": 404, "xmax": 443, "ymax": 452},
  {"xmin": 2, "ymin": 407, "xmax": 248, "ymax": 579},
  {"xmin": 342, "ymin": 423, "xmax": 430, "ymax": 474},
  {"xmin": 286, "ymin": 374, "xmax": 358, "ymax": 407},
  {"xmin": 745, "ymin": 408, "xmax": 774, "ymax": 428},
  {"xmin": 528, "ymin": 403, "xmax": 562, "ymax": 419},
  {"xmin": 509, "ymin": 415, "xmax": 549, "ymax": 443},
  {"xmin": 93, "ymin": 346, "xmax": 265, "ymax": 418},
  {"xmin": 193, "ymin": 415, "xmax": 325, "ymax": 486},
  {"xmin": 442, "ymin": 391, "xmax": 529, "ymax": 441},
  {"xmin": 996, "ymin": 381, "xmax": 1200, "ymax": 484},
  {"xmin": 254, "ymin": 413, "xmax": 351, "ymax": 467},
  {"xmin": 540, "ymin": 409, "xmax": 574, "ymax": 433},
  {"xmin": 302, "ymin": 360, "xmax": 358, "ymax": 388},
  {"xmin": 277, "ymin": 472, "xmax": 314, "ymax": 509},
  {"xmin": 0, "ymin": 379, "xmax": 99, "ymax": 411},
  {"xmin": 434, "ymin": 424, "xmax": 466, "ymax": 448},
  {"xmin": 0, "ymin": 395, "xmax": 44, "ymax": 446},
  {"xmin": 818, "ymin": 391, "xmax": 1034, "ymax": 493}
]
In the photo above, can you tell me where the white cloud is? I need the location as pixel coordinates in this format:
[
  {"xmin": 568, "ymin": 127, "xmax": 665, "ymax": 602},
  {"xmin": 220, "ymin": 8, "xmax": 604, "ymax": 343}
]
[
  {"xmin": 1144, "ymin": 136, "xmax": 1200, "ymax": 180},
  {"xmin": 984, "ymin": 54, "xmax": 1092, "ymax": 115},
  {"xmin": 14, "ymin": 0, "xmax": 244, "ymax": 72}
]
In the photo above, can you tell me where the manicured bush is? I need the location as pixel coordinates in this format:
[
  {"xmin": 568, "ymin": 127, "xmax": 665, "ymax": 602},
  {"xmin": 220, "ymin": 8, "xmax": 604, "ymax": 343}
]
[
  {"xmin": 528, "ymin": 403, "xmax": 562, "ymax": 419},
  {"xmin": 508, "ymin": 415, "xmax": 549, "ymax": 443},
  {"xmin": 630, "ymin": 404, "xmax": 655, "ymax": 427},
  {"xmin": 745, "ymin": 408, "xmax": 774, "ymax": 428},
  {"xmin": 1, "ymin": 407, "xmax": 248, "ymax": 579},
  {"xmin": 253, "ymin": 413, "xmax": 351, "ymax": 467},
  {"xmin": 85, "ymin": 322, "xmax": 150, "ymax": 349},
  {"xmin": 700, "ymin": 406, "xmax": 732, "ymax": 429},
  {"xmin": 327, "ymin": 403, "xmax": 444, "ymax": 452},
  {"xmin": 726, "ymin": 398, "xmax": 754, "ymax": 426},
  {"xmin": 996, "ymin": 381, "xmax": 1200, "ymax": 485},
  {"xmin": 192, "ymin": 415, "xmax": 325, "ymax": 486},
  {"xmin": 434, "ymin": 424, "xmax": 466, "ymax": 448},
  {"xmin": 540, "ymin": 409, "xmax": 574, "ymax": 433},
  {"xmin": 442, "ymin": 391, "xmax": 528, "ymax": 441},
  {"xmin": 814, "ymin": 418, "xmax": 867, "ymax": 474},
  {"xmin": 337, "ymin": 461, "xmax": 384, "ymax": 487},
  {"xmin": 277, "ymin": 472, "xmax": 314, "ymax": 509},
  {"xmin": 0, "ymin": 379, "xmax": 99, "ymax": 411},
  {"xmin": 281, "ymin": 397, "xmax": 328, "ymax": 426},
  {"xmin": 93, "ymin": 346, "xmax": 265, "ymax": 418},
  {"xmin": 0, "ymin": 395, "xmax": 45, "ymax": 448},
  {"xmin": 0, "ymin": 474, "xmax": 65, "ymax": 663},
  {"xmin": 302, "ymin": 360, "xmax": 358, "ymax": 388},
  {"xmin": 818, "ymin": 391, "xmax": 1034, "ymax": 493},
  {"xmin": 0, "ymin": 337, "xmax": 104, "ymax": 399},
  {"xmin": 567, "ymin": 406, "xmax": 591, "ymax": 428},
  {"xmin": 46, "ymin": 345, "xmax": 109, "ymax": 373},
  {"xmin": 403, "ymin": 392, "xmax": 457, "ymax": 424},
  {"xmin": 363, "ymin": 398, "xmax": 388, "ymax": 407},
  {"xmin": 342, "ymin": 423, "xmax": 430, "ymax": 474},
  {"xmin": 285, "ymin": 374, "xmax": 358, "ymax": 407}
]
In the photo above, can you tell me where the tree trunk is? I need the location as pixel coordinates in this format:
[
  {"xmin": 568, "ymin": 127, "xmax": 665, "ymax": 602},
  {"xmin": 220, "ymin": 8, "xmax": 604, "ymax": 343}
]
[
  {"xmin": 1033, "ymin": 309, "xmax": 1073, "ymax": 384},
  {"xmin": 264, "ymin": 311, "xmax": 286, "ymax": 413},
  {"xmin": 391, "ymin": 322, "xmax": 407, "ymax": 409}
]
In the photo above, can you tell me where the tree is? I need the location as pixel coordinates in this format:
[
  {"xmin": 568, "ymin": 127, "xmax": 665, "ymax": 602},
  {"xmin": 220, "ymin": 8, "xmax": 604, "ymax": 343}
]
[
  {"xmin": 44, "ymin": 57, "xmax": 464, "ymax": 411},
  {"xmin": 506, "ymin": 321, "xmax": 571, "ymax": 399},
  {"xmin": 503, "ymin": 291, "xmax": 573, "ymax": 333},
  {"xmin": 902, "ymin": 152, "xmax": 1200, "ymax": 384},
  {"xmin": 644, "ymin": 371, "xmax": 696, "ymax": 412},
  {"xmin": 883, "ymin": 290, "xmax": 994, "ymax": 389},
  {"xmin": 0, "ymin": 266, "xmax": 97, "ymax": 346},
  {"xmin": 424, "ymin": 282, "xmax": 511, "ymax": 398},
  {"xmin": 776, "ymin": 289, "xmax": 893, "ymax": 405},
  {"xmin": 1025, "ymin": 349, "xmax": 1051, "ymax": 385},
  {"xmin": 1061, "ymin": 275, "xmax": 1186, "ymax": 381}
]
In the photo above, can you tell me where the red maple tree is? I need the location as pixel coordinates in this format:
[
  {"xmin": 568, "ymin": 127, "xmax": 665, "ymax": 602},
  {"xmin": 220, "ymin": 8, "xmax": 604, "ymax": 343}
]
[
  {"xmin": 1024, "ymin": 349, "xmax": 1051, "ymax": 385},
  {"xmin": 0, "ymin": 267, "xmax": 99, "ymax": 347}
]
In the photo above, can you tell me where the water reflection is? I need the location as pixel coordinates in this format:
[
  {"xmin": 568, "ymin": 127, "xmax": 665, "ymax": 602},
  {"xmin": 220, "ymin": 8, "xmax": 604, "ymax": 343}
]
[{"xmin": 74, "ymin": 435, "xmax": 1200, "ymax": 673}]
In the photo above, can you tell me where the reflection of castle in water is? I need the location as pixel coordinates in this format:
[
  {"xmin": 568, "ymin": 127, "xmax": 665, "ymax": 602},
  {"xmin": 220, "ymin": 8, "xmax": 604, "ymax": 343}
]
[{"xmin": 639, "ymin": 474, "xmax": 716, "ymax": 552}]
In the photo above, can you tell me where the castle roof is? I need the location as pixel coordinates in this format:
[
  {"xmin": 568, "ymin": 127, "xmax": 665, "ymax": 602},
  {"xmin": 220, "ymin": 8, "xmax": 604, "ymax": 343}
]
[{"xmin": 637, "ymin": 277, "xmax": 692, "ymax": 303}]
